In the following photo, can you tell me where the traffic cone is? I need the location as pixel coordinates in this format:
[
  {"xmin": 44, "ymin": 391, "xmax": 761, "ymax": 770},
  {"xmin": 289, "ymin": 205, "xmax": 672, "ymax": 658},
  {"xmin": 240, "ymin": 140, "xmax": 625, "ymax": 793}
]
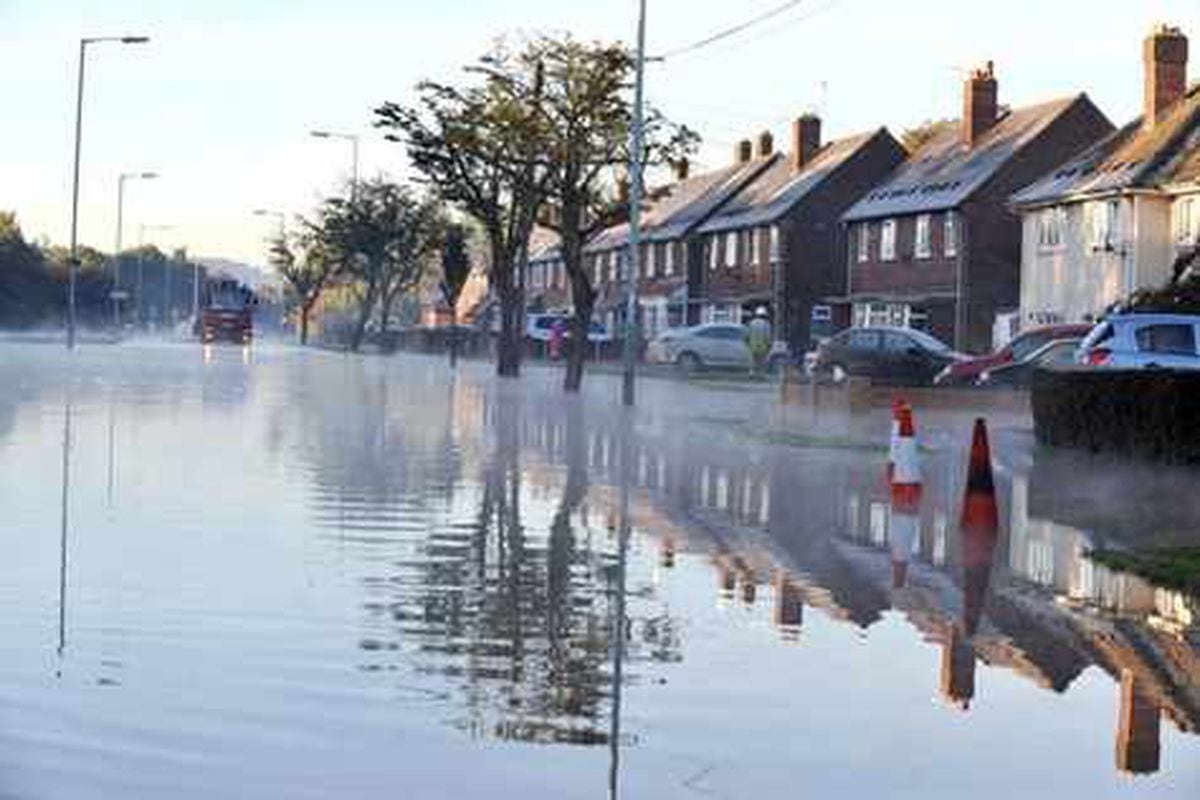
[
  {"xmin": 890, "ymin": 405, "xmax": 921, "ymax": 589},
  {"xmin": 960, "ymin": 418, "xmax": 999, "ymax": 637},
  {"xmin": 886, "ymin": 399, "xmax": 906, "ymax": 485}
]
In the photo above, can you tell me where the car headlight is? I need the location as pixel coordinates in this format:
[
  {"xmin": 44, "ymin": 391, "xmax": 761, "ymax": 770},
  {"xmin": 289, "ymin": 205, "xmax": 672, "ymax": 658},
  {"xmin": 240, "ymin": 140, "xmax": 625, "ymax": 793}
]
[
  {"xmin": 978, "ymin": 370, "xmax": 991, "ymax": 385},
  {"xmin": 934, "ymin": 365, "xmax": 952, "ymax": 384}
]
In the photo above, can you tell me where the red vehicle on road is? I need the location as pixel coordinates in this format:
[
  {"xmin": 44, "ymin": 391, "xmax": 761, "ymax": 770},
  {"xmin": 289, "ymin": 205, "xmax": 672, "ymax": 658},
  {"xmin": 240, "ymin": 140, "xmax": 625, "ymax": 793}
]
[
  {"xmin": 934, "ymin": 323, "xmax": 1092, "ymax": 386},
  {"xmin": 199, "ymin": 279, "xmax": 255, "ymax": 345}
]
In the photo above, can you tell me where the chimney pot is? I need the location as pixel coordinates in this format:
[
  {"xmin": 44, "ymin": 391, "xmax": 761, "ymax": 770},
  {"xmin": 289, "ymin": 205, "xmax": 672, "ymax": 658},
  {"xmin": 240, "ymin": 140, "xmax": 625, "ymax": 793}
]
[
  {"xmin": 735, "ymin": 139, "xmax": 753, "ymax": 164},
  {"xmin": 963, "ymin": 61, "xmax": 999, "ymax": 147},
  {"xmin": 790, "ymin": 115, "xmax": 822, "ymax": 173},
  {"xmin": 757, "ymin": 131, "xmax": 774, "ymax": 158},
  {"xmin": 1144, "ymin": 24, "xmax": 1189, "ymax": 128}
]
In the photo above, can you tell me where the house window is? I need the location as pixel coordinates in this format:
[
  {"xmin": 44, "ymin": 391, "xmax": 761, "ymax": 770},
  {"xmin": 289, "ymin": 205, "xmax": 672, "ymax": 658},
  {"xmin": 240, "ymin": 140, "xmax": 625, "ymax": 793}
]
[
  {"xmin": 645, "ymin": 243, "xmax": 656, "ymax": 278},
  {"xmin": 769, "ymin": 225, "xmax": 781, "ymax": 262},
  {"xmin": 664, "ymin": 242, "xmax": 675, "ymax": 276},
  {"xmin": 709, "ymin": 235, "xmax": 720, "ymax": 270},
  {"xmin": 1037, "ymin": 208, "xmax": 1065, "ymax": 249},
  {"xmin": 724, "ymin": 232, "xmax": 738, "ymax": 268},
  {"xmin": 857, "ymin": 223, "xmax": 870, "ymax": 262},
  {"xmin": 1175, "ymin": 197, "xmax": 1196, "ymax": 245},
  {"xmin": 1088, "ymin": 200, "xmax": 1118, "ymax": 250},
  {"xmin": 880, "ymin": 219, "xmax": 897, "ymax": 261},
  {"xmin": 944, "ymin": 212, "xmax": 958, "ymax": 258},
  {"xmin": 915, "ymin": 214, "xmax": 932, "ymax": 259},
  {"xmin": 748, "ymin": 228, "xmax": 760, "ymax": 264}
]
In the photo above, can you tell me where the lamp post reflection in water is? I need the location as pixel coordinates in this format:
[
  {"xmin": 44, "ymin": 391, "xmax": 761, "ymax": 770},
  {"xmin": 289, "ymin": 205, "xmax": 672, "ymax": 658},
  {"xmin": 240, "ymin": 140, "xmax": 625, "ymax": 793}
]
[
  {"xmin": 57, "ymin": 396, "xmax": 73, "ymax": 668},
  {"xmin": 608, "ymin": 412, "xmax": 633, "ymax": 800}
]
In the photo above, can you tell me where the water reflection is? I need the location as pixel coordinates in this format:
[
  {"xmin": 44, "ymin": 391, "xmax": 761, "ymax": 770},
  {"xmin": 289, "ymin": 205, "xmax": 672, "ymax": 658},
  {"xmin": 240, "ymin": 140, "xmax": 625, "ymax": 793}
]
[{"xmin": 0, "ymin": 345, "xmax": 1196, "ymax": 796}]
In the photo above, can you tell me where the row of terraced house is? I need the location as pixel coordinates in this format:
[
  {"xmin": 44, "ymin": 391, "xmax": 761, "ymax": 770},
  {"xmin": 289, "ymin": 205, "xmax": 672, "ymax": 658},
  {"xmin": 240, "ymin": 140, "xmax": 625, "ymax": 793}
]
[{"xmin": 522, "ymin": 23, "xmax": 1200, "ymax": 356}]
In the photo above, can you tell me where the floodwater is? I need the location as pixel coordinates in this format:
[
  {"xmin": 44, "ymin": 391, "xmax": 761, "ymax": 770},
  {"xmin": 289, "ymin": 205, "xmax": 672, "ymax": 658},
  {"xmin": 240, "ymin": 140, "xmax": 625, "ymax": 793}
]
[{"xmin": 0, "ymin": 341, "xmax": 1197, "ymax": 799}]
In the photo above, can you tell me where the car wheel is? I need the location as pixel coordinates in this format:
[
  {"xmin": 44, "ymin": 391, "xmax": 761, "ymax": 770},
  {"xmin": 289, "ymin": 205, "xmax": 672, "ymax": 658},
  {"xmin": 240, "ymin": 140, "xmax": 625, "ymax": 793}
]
[{"xmin": 676, "ymin": 352, "xmax": 702, "ymax": 373}]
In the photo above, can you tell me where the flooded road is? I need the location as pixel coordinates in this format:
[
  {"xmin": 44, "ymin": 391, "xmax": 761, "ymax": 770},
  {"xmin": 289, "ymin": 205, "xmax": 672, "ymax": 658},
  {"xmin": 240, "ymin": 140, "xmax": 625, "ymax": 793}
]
[{"xmin": 0, "ymin": 341, "xmax": 1197, "ymax": 798}]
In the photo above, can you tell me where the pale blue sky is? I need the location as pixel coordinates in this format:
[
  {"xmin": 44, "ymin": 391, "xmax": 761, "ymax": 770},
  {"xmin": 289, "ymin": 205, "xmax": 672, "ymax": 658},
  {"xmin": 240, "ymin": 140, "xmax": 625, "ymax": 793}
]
[{"xmin": 1, "ymin": 0, "xmax": 1197, "ymax": 266}]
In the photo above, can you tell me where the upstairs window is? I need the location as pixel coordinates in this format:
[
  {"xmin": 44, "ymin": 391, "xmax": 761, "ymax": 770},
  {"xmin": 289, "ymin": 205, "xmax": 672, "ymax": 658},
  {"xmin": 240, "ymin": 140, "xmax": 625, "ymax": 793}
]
[
  {"xmin": 664, "ymin": 242, "xmax": 676, "ymax": 276},
  {"xmin": 1088, "ymin": 200, "xmax": 1119, "ymax": 250},
  {"xmin": 857, "ymin": 223, "xmax": 870, "ymax": 263},
  {"xmin": 769, "ymin": 225, "xmax": 781, "ymax": 262},
  {"xmin": 944, "ymin": 212, "xmax": 958, "ymax": 258},
  {"xmin": 1175, "ymin": 197, "xmax": 1196, "ymax": 245},
  {"xmin": 915, "ymin": 214, "xmax": 932, "ymax": 259},
  {"xmin": 724, "ymin": 231, "xmax": 738, "ymax": 268},
  {"xmin": 1037, "ymin": 207, "xmax": 1065, "ymax": 249},
  {"xmin": 645, "ymin": 243, "xmax": 656, "ymax": 278},
  {"xmin": 748, "ymin": 228, "xmax": 760, "ymax": 264},
  {"xmin": 709, "ymin": 235, "xmax": 720, "ymax": 270},
  {"xmin": 880, "ymin": 219, "xmax": 897, "ymax": 261}
]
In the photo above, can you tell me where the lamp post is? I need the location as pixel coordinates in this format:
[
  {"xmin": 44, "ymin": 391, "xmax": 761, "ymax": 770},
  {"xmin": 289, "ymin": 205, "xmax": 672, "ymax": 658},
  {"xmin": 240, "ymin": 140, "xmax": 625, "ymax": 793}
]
[
  {"xmin": 113, "ymin": 170, "xmax": 158, "ymax": 328},
  {"xmin": 310, "ymin": 130, "xmax": 360, "ymax": 196},
  {"xmin": 67, "ymin": 34, "xmax": 150, "ymax": 349},
  {"xmin": 622, "ymin": 0, "xmax": 648, "ymax": 407}
]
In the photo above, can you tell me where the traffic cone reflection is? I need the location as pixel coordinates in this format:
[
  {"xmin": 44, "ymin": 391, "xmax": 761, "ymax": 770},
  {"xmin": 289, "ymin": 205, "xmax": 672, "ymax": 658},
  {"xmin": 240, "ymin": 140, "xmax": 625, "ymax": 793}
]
[
  {"xmin": 890, "ymin": 405, "xmax": 921, "ymax": 589},
  {"xmin": 774, "ymin": 574, "xmax": 804, "ymax": 629},
  {"xmin": 960, "ymin": 419, "xmax": 999, "ymax": 637}
]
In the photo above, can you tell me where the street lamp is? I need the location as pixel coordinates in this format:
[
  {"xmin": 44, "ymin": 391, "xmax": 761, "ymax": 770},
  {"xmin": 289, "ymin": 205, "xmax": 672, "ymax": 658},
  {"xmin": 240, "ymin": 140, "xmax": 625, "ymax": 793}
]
[
  {"xmin": 113, "ymin": 170, "xmax": 158, "ymax": 328},
  {"xmin": 622, "ymin": 0, "xmax": 648, "ymax": 407},
  {"xmin": 67, "ymin": 34, "xmax": 150, "ymax": 349},
  {"xmin": 310, "ymin": 129, "xmax": 360, "ymax": 195}
]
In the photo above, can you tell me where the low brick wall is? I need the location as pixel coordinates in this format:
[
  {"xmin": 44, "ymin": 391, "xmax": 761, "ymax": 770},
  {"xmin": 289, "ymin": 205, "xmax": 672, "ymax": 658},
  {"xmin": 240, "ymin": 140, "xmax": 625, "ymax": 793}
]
[{"xmin": 1032, "ymin": 367, "xmax": 1200, "ymax": 464}]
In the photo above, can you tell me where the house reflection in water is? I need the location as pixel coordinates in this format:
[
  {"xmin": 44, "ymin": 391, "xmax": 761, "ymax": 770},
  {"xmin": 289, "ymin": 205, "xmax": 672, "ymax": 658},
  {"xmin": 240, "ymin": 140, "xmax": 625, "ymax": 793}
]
[{"xmin": 507, "ymin": 401, "xmax": 1199, "ymax": 777}]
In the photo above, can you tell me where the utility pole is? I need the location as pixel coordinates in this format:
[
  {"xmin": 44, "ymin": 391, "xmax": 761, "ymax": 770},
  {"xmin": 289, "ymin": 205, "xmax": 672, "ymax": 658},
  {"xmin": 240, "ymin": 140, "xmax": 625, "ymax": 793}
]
[{"xmin": 622, "ymin": 0, "xmax": 648, "ymax": 407}]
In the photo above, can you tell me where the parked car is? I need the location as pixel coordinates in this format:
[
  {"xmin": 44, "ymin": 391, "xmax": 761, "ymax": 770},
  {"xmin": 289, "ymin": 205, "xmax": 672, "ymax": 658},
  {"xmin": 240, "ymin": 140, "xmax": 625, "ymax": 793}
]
[
  {"xmin": 646, "ymin": 324, "xmax": 752, "ymax": 371},
  {"xmin": 976, "ymin": 338, "xmax": 1082, "ymax": 388},
  {"xmin": 935, "ymin": 323, "xmax": 1092, "ymax": 386},
  {"xmin": 1077, "ymin": 313, "xmax": 1200, "ymax": 369},
  {"xmin": 526, "ymin": 313, "xmax": 612, "ymax": 344},
  {"xmin": 813, "ymin": 326, "xmax": 964, "ymax": 385}
]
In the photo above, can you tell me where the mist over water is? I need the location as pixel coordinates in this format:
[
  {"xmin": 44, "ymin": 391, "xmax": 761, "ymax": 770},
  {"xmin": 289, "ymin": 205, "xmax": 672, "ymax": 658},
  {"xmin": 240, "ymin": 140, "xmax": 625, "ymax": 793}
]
[{"xmin": 0, "ymin": 342, "xmax": 1196, "ymax": 799}]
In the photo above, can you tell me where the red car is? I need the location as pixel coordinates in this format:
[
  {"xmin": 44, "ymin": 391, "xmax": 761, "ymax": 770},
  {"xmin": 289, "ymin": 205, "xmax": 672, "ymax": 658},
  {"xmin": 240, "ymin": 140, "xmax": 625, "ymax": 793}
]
[{"xmin": 934, "ymin": 324, "xmax": 1092, "ymax": 386}]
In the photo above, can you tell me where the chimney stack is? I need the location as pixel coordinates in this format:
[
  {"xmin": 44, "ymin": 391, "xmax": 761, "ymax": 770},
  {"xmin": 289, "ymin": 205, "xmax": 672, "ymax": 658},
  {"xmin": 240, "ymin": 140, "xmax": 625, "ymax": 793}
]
[
  {"xmin": 757, "ymin": 131, "xmax": 775, "ymax": 158},
  {"xmin": 790, "ymin": 115, "xmax": 821, "ymax": 173},
  {"xmin": 735, "ymin": 139, "xmax": 753, "ymax": 164},
  {"xmin": 963, "ymin": 61, "xmax": 998, "ymax": 147},
  {"xmin": 1144, "ymin": 24, "xmax": 1188, "ymax": 128},
  {"xmin": 674, "ymin": 157, "xmax": 690, "ymax": 181}
]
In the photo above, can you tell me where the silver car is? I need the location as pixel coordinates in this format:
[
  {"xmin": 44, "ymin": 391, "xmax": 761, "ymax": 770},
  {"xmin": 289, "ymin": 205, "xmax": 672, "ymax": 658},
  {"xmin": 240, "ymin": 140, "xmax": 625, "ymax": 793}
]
[
  {"xmin": 646, "ymin": 324, "xmax": 751, "ymax": 370},
  {"xmin": 1076, "ymin": 313, "xmax": 1200, "ymax": 369}
]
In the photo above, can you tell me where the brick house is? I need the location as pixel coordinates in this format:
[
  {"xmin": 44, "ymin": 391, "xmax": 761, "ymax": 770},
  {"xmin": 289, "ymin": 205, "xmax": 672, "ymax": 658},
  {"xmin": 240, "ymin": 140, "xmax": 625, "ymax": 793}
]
[
  {"xmin": 692, "ymin": 118, "xmax": 906, "ymax": 354},
  {"xmin": 524, "ymin": 226, "xmax": 569, "ymax": 313},
  {"xmin": 842, "ymin": 63, "xmax": 1113, "ymax": 352},
  {"xmin": 584, "ymin": 155, "xmax": 776, "ymax": 340},
  {"xmin": 1012, "ymin": 25, "xmax": 1200, "ymax": 326}
]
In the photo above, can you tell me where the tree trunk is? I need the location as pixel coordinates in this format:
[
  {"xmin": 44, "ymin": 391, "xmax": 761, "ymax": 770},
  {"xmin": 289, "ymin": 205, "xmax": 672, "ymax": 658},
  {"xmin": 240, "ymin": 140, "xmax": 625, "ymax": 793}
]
[
  {"xmin": 564, "ymin": 291, "xmax": 592, "ymax": 392},
  {"xmin": 350, "ymin": 282, "xmax": 376, "ymax": 352},
  {"xmin": 493, "ymin": 238, "xmax": 523, "ymax": 378},
  {"xmin": 560, "ymin": 207, "xmax": 591, "ymax": 394},
  {"xmin": 448, "ymin": 305, "xmax": 459, "ymax": 369},
  {"xmin": 299, "ymin": 303, "xmax": 310, "ymax": 345}
]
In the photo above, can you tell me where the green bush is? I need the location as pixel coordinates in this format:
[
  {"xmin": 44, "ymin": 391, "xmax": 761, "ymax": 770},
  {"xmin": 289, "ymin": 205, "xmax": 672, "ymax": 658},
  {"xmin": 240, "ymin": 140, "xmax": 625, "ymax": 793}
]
[{"xmin": 1032, "ymin": 367, "xmax": 1200, "ymax": 464}]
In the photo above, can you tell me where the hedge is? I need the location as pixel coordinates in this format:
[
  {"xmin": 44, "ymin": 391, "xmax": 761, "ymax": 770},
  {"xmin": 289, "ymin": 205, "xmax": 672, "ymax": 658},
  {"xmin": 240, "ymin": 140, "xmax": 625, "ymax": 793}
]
[{"xmin": 1031, "ymin": 367, "xmax": 1200, "ymax": 464}]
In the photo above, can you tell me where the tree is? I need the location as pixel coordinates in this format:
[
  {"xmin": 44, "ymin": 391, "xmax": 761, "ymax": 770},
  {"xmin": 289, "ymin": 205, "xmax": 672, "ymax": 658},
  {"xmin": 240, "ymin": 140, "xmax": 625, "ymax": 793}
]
[
  {"xmin": 901, "ymin": 118, "xmax": 956, "ymax": 153},
  {"xmin": 375, "ymin": 41, "xmax": 553, "ymax": 377},
  {"xmin": 440, "ymin": 223, "xmax": 472, "ymax": 368},
  {"xmin": 318, "ymin": 179, "xmax": 444, "ymax": 351},
  {"xmin": 530, "ymin": 35, "xmax": 697, "ymax": 392},
  {"xmin": 269, "ymin": 224, "xmax": 335, "ymax": 345}
]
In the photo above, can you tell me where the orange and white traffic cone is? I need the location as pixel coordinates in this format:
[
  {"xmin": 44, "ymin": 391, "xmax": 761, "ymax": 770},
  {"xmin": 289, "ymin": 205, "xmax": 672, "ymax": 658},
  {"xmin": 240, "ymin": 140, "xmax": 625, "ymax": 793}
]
[
  {"xmin": 886, "ymin": 399, "xmax": 906, "ymax": 485},
  {"xmin": 960, "ymin": 418, "xmax": 999, "ymax": 637},
  {"xmin": 890, "ymin": 405, "xmax": 921, "ymax": 589}
]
